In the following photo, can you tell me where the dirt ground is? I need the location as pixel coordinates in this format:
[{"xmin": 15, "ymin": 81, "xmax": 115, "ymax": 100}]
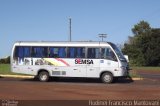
[{"xmin": 0, "ymin": 70, "xmax": 160, "ymax": 106}]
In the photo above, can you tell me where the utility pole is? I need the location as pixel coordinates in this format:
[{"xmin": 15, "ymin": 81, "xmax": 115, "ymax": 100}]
[
  {"xmin": 69, "ymin": 18, "xmax": 72, "ymax": 42},
  {"xmin": 99, "ymin": 34, "xmax": 107, "ymax": 41}
]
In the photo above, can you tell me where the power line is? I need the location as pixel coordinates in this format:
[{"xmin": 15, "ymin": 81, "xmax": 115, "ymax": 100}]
[{"xmin": 99, "ymin": 34, "xmax": 107, "ymax": 41}]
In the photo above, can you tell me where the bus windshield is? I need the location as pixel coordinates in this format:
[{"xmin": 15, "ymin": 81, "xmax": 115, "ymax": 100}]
[{"xmin": 108, "ymin": 42, "xmax": 127, "ymax": 62}]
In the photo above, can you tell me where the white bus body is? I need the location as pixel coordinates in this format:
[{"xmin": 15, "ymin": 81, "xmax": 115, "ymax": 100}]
[{"xmin": 11, "ymin": 41, "xmax": 129, "ymax": 83}]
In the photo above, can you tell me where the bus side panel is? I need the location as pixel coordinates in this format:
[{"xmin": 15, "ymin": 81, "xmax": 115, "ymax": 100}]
[
  {"xmin": 11, "ymin": 58, "xmax": 88, "ymax": 77},
  {"xmin": 86, "ymin": 59, "xmax": 100, "ymax": 78},
  {"xmin": 55, "ymin": 59, "xmax": 87, "ymax": 77},
  {"xmin": 100, "ymin": 59, "xmax": 119, "ymax": 77}
]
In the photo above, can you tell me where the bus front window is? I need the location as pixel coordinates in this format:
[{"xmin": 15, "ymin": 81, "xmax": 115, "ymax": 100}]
[
  {"xmin": 101, "ymin": 48, "xmax": 117, "ymax": 61},
  {"xmin": 108, "ymin": 42, "xmax": 127, "ymax": 62}
]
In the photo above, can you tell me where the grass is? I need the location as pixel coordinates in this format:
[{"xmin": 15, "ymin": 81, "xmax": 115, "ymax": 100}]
[
  {"xmin": 0, "ymin": 64, "xmax": 13, "ymax": 74},
  {"xmin": 0, "ymin": 64, "xmax": 25, "ymax": 75},
  {"xmin": 131, "ymin": 67, "xmax": 160, "ymax": 71}
]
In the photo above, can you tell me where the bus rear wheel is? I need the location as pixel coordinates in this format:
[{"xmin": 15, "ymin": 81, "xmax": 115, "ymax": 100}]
[
  {"xmin": 38, "ymin": 71, "xmax": 49, "ymax": 82},
  {"xmin": 101, "ymin": 72, "xmax": 113, "ymax": 84}
]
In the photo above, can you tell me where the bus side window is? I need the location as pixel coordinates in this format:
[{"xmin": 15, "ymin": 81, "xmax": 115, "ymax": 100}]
[
  {"xmin": 49, "ymin": 47, "xmax": 66, "ymax": 58},
  {"xmin": 101, "ymin": 48, "xmax": 117, "ymax": 61},
  {"xmin": 14, "ymin": 46, "xmax": 31, "ymax": 58},
  {"xmin": 49, "ymin": 47, "xmax": 58, "ymax": 58},
  {"xmin": 58, "ymin": 47, "xmax": 66, "ymax": 58},
  {"xmin": 77, "ymin": 47, "xmax": 85, "ymax": 58},
  {"xmin": 87, "ymin": 48, "xmax": 100, "ymax": 59},
  {"xmin": 49, "ymin": 47, "xmax": 55, "ymax": 57},
  {"xmin": 67, "ymin": 47, "xmax": 75, "ymax": 58},
  {"xmin": 32, "ymin": 47, "xmax": 48, "ymax": 58},
  {"xmin": 14, "ymin": 46, "xmax": 31, "ymax": 64},
  {"xmin": 67, "ymin": 47, "xmax": 85, "ymax": 58}
]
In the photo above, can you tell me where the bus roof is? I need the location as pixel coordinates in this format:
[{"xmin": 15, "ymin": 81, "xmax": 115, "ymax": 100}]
[{"xmin": 13, "ymin": 41, "xmax": 112, "ymax": 47}]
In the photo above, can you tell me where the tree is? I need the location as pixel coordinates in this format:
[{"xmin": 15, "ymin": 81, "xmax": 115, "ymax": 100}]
[
  {"xmin": 122, "ymin": 21, "xmax": 160, "ymax": 66},
  {"xmin": 5, "ymin": 56, "xmax": 10, "ymax": 64},
  {"xmin": 0, "ymin": 56, "xmax": 10, "ymax": 64},
  {"xmin": 132, "ymin": 20, "xmax": 151, "ymax": 36},
  {"xmin": 144, "ymin": 29, "xmax": 160, "ymax": 66},
  {"xmin": 0, "ymin": 58, "xmax": 5, "ymax": 64}
]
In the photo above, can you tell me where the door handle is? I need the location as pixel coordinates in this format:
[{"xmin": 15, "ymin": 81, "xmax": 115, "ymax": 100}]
[
  {"xmin": 28, "ymin": 67, "xmax": 31, "ymax": 69},
  {"xmin": 73, "ymin": 69, "xmax": 78, "ymax": 70},
  {"xmin": 55, "ymin": 68, "xmax": 58, "ymax": 70}
]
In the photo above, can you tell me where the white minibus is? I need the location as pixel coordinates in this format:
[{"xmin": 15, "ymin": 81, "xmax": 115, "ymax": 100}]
[{"xmin": 11, "ymin": 41, "xmax": 129, "ymax": 83}]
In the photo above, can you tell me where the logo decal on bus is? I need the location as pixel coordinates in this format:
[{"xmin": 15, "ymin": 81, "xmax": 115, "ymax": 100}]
[{"xmin": 75, "ymin": 59, "xmax": 94, "ymax": 64}]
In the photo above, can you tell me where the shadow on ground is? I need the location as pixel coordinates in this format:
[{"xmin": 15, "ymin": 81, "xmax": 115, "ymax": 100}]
[{"xmin": 22, "ymin": 76, "xmax": 134, "ymax": 84}]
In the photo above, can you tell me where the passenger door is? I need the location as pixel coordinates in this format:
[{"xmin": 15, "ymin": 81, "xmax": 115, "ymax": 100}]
[{"xmin": 86, "ymin": 48, "xmax": 100, "ymax": 78}]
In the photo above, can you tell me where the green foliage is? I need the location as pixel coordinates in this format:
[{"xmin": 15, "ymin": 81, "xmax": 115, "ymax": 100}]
[
  {"xmin": 0, "ymin": 64, "xmax": 12, "ymax": 74},
  {"xmin": 0, "ymin": 64, "xmax": 27, "ymax": 75},
  {"xmin": 0, "ymin": 56, "xmax": 10, "ymax": 64},
  {"xmin": 132, "ymin": 20, "xmax": 151, "ymax": 36},
  {"xmin": 122, "ymin": 21, "xmax": 160, "ymax": 66}
]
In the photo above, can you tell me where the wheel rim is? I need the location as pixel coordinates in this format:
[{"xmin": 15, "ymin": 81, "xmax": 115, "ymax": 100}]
[
  {"xmin": 103, "ymin": 74, "xmax": 111, "ymax": 82},
  {"xmin": 40, "ymin": 73, "xmax": 48, "ymax": 81}
]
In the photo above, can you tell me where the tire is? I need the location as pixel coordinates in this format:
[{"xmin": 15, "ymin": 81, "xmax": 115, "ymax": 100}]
[
  {"xmin": 38, "ymin": 71, "xmax": 49, "ymax": 82},
  {"xmin": 101, "ymin": 72, "xmax": 113, "ymax": 84}
]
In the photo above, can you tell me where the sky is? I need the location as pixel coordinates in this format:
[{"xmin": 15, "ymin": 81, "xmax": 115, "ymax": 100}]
[{"xmin": 0, "ymin": 0, "xmax": 160, "ymax": 58}]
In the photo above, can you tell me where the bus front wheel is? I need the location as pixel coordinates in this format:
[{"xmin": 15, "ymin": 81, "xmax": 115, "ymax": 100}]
[
  {"xmin": 38, "ymin": 71, "xmax": 49, "ymax": 82},
  {"xmin": 101, "ymin": 72, "xmax": 113, "ymax": 84}
]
